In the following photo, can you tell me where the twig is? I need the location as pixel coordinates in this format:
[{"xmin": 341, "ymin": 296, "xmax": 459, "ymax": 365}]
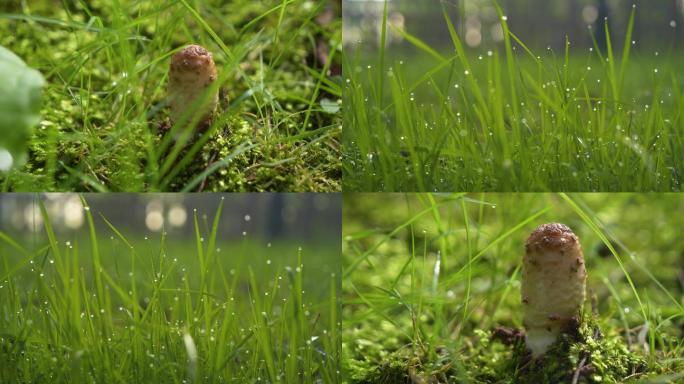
[
  {"xmin": 197, "ymin": 151, "xmax": 218, "ymax": 192},
  {"xmin": 571, "ymin": 356, "xmax": 588, "ymax": 384},
  {"xmin": 571, "ymin": 327, "xmax": 602, "ymax": 384}
]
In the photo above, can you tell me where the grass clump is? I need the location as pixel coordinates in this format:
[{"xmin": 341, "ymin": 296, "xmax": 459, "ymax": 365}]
[
  {"xmin": 0, "ymin": 195, "xmax": 340, "ymax": 383},
  {"xmin": 342, "ymin": 193, "xmax": 684, "ymax": 383},
  {"xmin": 343, "ymin": 1, "xmax": 683, "ymax": 192},
  {"xmin": 0, "ymin": 0, "xmax": 341, "ymax": 192}
]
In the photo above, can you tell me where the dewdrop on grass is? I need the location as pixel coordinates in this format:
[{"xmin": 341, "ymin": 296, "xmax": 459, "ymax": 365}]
[
  {"xmin": 522, "ymin": 223, "xmax": 587, "ymax": 357},
  {"xmin": 168, "ymin": 44, "xmax": 219, "ymax": 128}
]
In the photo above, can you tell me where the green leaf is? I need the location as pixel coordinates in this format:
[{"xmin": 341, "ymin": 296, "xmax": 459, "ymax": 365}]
[{"xmin": 0, "ymin": 45, "xmax": 45, "ymax": 169}]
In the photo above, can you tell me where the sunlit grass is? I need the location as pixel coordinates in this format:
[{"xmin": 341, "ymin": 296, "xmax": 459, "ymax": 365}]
[
  {"xmin": 0, "ymin": 0, "xmax": 341, "ymax": 192},
  {"xmin": 0, "ymin": 196, "xmax": 340, "ymax": 383},
  {"xmin": 343, "ymin": 2, "xmax": 683, "ymax": 192}
]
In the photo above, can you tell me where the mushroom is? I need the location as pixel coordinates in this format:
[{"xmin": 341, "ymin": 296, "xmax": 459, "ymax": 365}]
[
  {"xmin": 168, "ymin": 44, "xmax": 218, "ymax": 129},
  {"xmin": 522, "ymin": 223, "xmax": 587, "ymax": 357}
]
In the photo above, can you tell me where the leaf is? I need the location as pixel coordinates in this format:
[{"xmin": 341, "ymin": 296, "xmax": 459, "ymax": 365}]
[
  {"xmin": 0, "ymin": 45, "xmax": 45, "ymax": 169},
  {"xmin": 320, "ymin": 98, "xmax": 340, "ymax": 114}
]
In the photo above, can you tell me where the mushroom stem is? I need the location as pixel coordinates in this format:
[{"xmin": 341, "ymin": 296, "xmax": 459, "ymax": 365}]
[
  {"xmin": 168, "ymin": 44, "xmax": 218, "ymax": 130},
  {"xmin": 522, "ymin": 223, "xmax": 587, "ymax": 357}
]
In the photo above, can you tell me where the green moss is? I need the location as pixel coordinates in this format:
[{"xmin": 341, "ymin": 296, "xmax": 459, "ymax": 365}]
[
  {"xmin": 343, "ymin": 317, "xmax": 411, "ymax": 382},
  {"xmin": 345, "ymin": 315, "xmax": 648, "ymax": 384},
  {"xmin": 506, "ymin": 316, "xmax": 646, "ymax": 384},
  {"xmin": 349, "ymin": 345, "xmax": 460, "ymax": 384}
]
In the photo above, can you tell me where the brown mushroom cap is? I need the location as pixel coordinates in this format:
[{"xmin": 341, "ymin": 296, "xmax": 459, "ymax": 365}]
[
  {"xmin": 170, "ymin": 45, "xmax": 215, "ymax": 74},
  {"xmin": 525, "ymin": 223, "xmax": 579, "ymax": 253}
]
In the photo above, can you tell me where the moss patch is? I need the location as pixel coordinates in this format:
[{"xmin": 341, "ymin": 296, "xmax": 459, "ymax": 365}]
[
  {"xmin": 511, "ymin": 316, "xmax": 646, "ymax": 384},
  {"xmin": 347, "ymin": 317, "xmax": 647, "ymax": 384}
]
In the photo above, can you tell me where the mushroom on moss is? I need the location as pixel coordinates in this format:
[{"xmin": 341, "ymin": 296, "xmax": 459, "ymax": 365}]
[
  {"xmin": 522, "ymin": 223, "xmax": 587, "ymax": 357},
  {"xmin": 168, "ymin": 44, "xmax": 218, "ymax": 129}
]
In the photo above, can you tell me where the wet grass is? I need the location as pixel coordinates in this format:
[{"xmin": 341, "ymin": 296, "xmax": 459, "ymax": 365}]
[
  {"xmin": 342, "ymin": 193, "xmax": 684, "ymax": 383},
  {"xmin": 0, "ymin": 196, "xmax": 340, "ymax": 383},
  {"xmin": 0, "ymin": 0, "xmax": 341, "ymax": 192},
  {"xmin": 343, "ymin": 2, "xmax": 684, "ymax": 192}
]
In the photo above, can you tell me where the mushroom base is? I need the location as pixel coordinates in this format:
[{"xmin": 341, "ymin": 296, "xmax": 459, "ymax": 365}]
[
  {"xmin": 525, "ymin": 327, "xmax": 561, "ymax": 358},
  {"xmin": 514, "ymin": 316, "xmax": 645, "ymax": 384}
]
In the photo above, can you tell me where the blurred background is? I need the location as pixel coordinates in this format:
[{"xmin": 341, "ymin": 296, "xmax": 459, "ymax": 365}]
[
  {"xmin": 0, "ymin": 193, "xmax": 340, "ymax": 242},
  {"xmin": 0, "ymin": 193, "xmax": 341, "ymax": 306},
  {"xmin": 344, "ymin": 0, "xmax": 684, "ymax": 51}
]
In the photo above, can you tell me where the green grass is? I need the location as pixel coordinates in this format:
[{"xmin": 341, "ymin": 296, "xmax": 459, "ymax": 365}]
[
  {"xmin": 342, "ymin": 193, "xmax": 684, "ymax": 383},
  {"xmin": 343, "ymin": 2, "xmax": 684, "ymax": 192},
  {"xmin": 0, "ymin": 0, "xmax": 341, "ymax": 192},
  {"xmin": 0, "ymin": 196, "xmax": 341, "ymax": 383}
]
